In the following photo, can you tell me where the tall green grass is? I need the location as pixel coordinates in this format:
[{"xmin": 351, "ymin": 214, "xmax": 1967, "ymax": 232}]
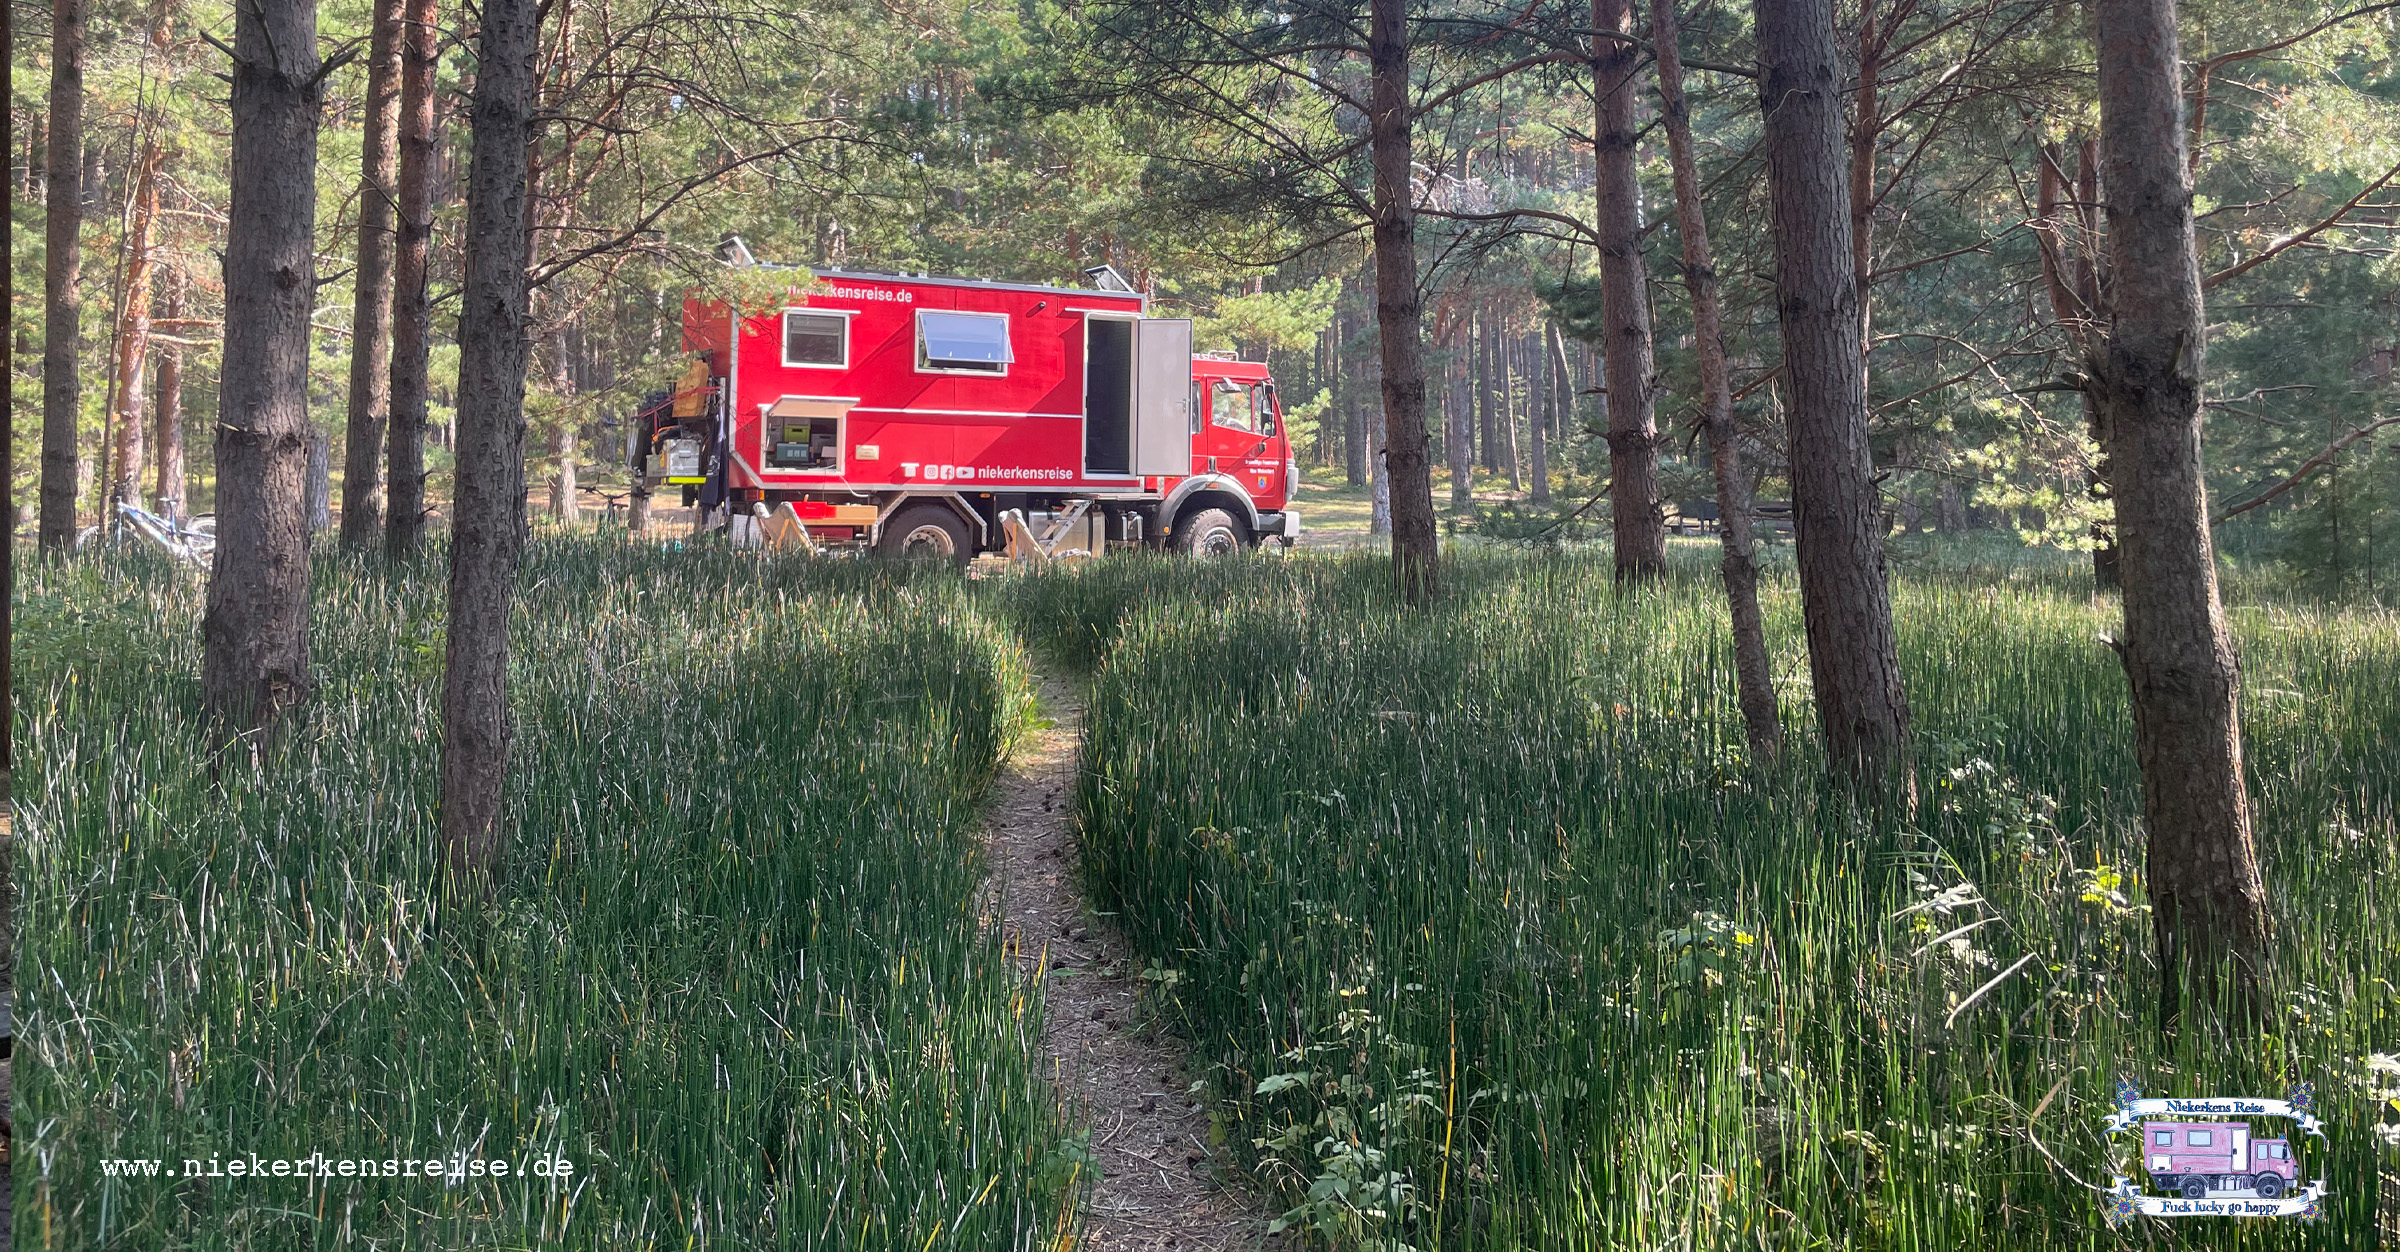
[
  {"xmin": 16, "ymin": 540, "xmax": 1079, "ymax": 1249},
  {"xmin": 1037, "ymin": 549, "xmax": 2396, "ymax": 1249}
]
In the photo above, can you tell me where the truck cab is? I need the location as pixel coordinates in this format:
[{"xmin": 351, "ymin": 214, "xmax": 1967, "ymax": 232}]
[{"xmin": 1177, "ymin": 357, "xmax": 1296, "ymax": 555}]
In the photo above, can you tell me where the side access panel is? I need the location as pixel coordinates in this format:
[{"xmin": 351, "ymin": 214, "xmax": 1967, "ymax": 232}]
[{"xmin": 1131, "ymin": 318, "xmax": 1194, "ymax": 476}]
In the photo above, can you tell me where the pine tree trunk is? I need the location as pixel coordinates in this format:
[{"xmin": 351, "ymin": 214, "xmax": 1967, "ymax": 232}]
[
  {"xmin": 440, "ymin": 0, "xmax": 540, "ymax": 884},
  {"xmin": 2092, "ymin": 0, "xmax": 2267, "ymax": 1025},
  {"xmin": 202, "ymin": 0, "xmax": 323, "ymax": 732},
  {"xmin": 110, "ymin": 138, "xmax": 161, "ymax": 508},
  {"xmin": 154, "ymin": 267, "xmax": 186, "ymax": 519},
  {"xmin": 1934, "ymin": 479, "xmax": 1963, "ymax": 530},
  {"xmin": 384, "ymin": 0, "xmax": 437, "ymax": 560},
  {"xmin": 1477, "ymin": 312, "xmax": 1498, "ymax": 472},
  {"xmin": 1502, "ymin": 332, "xmax": 1522, "ymax": 492},
  {"xmin": 1529, "ymin": 327, "xmax": 1551, "ymax": 503},
  {"xmin": 1451, "ymin": 334, "xmax": 1472, "ymax": 473},
  {"xmin": 1593, "ymin": 0, "xmax": 1665, "ymax": 582},
  {"xmin": 1448, "ymin": 352, "xmax": 1473, "ymax": 508},
  {"xmin": 1755, "ymin": 0, "xmax": 1912, "ymax": 787},
  {"xmin": 1369, "ymin": 396, "xmax": 1392, "ymax": 536},
  {"xmin": 341, "ymin": 0, "xmax": 405, "ymax": 549},
  {"xmin": 2037, "ymin": 141, "xmax": 2122, "ymax": 591},
  {"xmin": 2079, "ymin": 142, "xmax": 2121, "ymax": 591},
  {"xmin": 1343, "ymin": 312, "xmax": 1367, "ymax": 486},
  {"xmin": 1849, "ymin": 0, "xmax": 1882, "ymax": 347},
  {"xmin": 306, "ymin": 427, "xmax": 332, "ymax": 531},
  {"xmin": 1343, "ymin": 311, "xmax": 1367, "ymax": 486},
  {"xmin": 1657, "ymin": 0, "xmax": 1780, "ymax": 761},
  {"xmin": 38, "ymin": 0, "xmax": 86, "ymax": 552},
  {"xmin": 1368, "ymin": 0, "xmax": 1438, "ymax": 603}
]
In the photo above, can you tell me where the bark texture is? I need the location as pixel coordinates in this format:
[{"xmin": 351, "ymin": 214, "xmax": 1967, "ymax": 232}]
[
  {"xmin": 2092, "ymin": 0, "xmax": 2268, "ymax": 1024},
  {"xmin": 385, "ymin": 0, "xmax": 437, "ymax": 560},
  {"xmin": 1369, "ymin": 0, "xmax": 1438, "ymax": 603},
  {"xmin": 110, "ymin": 139, "xmax": 162, "ymax": 507},
  {"xmin": 1528, "ymin": 327, "xmax": 1551, "ymax": 503},
  {"xmin": 1755, "ymin": 0, "xmax": 1912, "ymax": 785},
  {"xmin": 1656, "ymin": 0, "xmax": 1780, "ymax": 761},
  {"xmin": 39, "ymin": 0, "xmax": 87, "ymax": 551},
  {"xmin": 440, "ymin": 0, "xmax": 540, "ymax": 883},
  {"xmin": 1343, "ymin": 309, "xmax": 1367, "ymax": 486},
  {"xmin": 341, "ymin": 0, "xmax": 405, "ymax": 549},
  {"xmin": 154, "ymin": 267, "xmax": 187, "ymax": 518},
  {"xmin": 1447, "ymin": 347, "xmax": 1473, "ymax": 508},
  {"xmin": 1593, "ymin": 0, "xmax": 1665, "ymax": 583},
  {"xmin": 202, "ymin": 0, "xmax": 322, "ymax": 732}
]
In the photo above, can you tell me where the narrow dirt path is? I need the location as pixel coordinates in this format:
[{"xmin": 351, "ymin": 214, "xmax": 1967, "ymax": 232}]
[{"xmin": 982, "ymin": 675, "xmax": 1274, "ymax": 1251}]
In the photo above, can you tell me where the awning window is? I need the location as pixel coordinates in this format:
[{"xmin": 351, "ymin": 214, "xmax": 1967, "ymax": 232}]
[{"xmin": 918, "ymin": 312, "xmax": 1012, "ymax": 372}]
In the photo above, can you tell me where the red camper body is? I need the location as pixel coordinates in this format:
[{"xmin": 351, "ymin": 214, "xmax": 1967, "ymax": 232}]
[{"xmin": 631, "ymin": 265, "xmax": 1299, "ymax": 562}]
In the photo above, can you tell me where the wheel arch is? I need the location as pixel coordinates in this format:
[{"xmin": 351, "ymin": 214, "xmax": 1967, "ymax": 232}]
[
  {"xmin": 1159, "ymin": 475, "xmax": 1258, "ymax": 538},
  {"xmin": 877, "ymin": 491, "xmax": 989, "ymax": 550}
]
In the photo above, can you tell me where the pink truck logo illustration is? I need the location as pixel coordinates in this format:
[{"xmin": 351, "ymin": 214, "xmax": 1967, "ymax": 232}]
[
  {"xmin": 2101, "ymin": 1078, "xmax": 2329, "ymax": 1221},
  {"xmin": 2139, "ymin": 1120, "xmax": 2298, "ymax": 1199}
]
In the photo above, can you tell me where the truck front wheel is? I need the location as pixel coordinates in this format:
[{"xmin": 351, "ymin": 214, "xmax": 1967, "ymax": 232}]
[
  {"xmin": 1172, "ymin": 507, "xmax": 1246, "ymax": 558},
  {"xmin": 2254, "ymin": 1174, "xmax": 2282, "ymax": 1199},
  {"xmin": 878, "ymin": 503, "xmax": 974, "ymax": 569}
]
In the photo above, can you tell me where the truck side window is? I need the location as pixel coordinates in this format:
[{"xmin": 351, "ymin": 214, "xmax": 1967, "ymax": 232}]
[
  {"xmin": 2187, "ymin": 1130, "xmax": 2211, "ymax": 1146},
  {"xmin": 2152, "ymin": 1130, "xmax": 2171, "ymax": 1146},
  {"xmin": 1210, "ymin": 381, "xmax": 1254, "ymax": 431}
]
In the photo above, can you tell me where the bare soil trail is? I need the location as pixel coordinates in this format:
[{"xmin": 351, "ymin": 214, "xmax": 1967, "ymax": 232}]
[{"xmin": 981, "ymin": 675, "xmax": 1275, "ymax": 1251}]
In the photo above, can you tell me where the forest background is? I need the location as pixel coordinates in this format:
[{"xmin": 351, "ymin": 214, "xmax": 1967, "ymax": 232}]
[{"xmin": 9, "ymin": 0, "xmax": 2397, "ymax": 595}]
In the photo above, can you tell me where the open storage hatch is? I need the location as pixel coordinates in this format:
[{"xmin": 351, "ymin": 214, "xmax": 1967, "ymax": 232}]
[{"xmin": 764, "ymin": 396, "xmax": 852, "ymax": 472}]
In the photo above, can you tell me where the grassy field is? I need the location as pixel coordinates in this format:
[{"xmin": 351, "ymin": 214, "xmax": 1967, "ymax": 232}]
[
  {"xmin": 18, "ymin": 534, "xmax": 2396, "ymax": 1249},
  {"xmin": 1005, "ymin": 548, "xmax": 2398, "ymax": 1249},
  {"xmin": 16, "ymin": 544, "xmax": 1080, "ymax": 1249}
]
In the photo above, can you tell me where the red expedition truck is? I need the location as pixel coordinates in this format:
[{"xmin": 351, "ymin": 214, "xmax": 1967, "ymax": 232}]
[
  {"xmin": 2141, "ymin": 1119, "xmax": 2298, "ymax": 1199},
  {"xmin": 629, "ymin": 256, "xmax": 1300, "ymax": 564}
]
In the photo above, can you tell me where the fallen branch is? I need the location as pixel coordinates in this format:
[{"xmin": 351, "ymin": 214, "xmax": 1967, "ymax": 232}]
[{"xmin": 1945, "ymin": 951, "xmax": 2039, "ymax": 1029}]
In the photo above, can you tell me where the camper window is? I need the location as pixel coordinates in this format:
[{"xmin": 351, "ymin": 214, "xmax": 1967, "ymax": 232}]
[
  {"xmin": 918, "ymin": 311, "xmax": 1012, "ymax": 375},
  {"xmin": 783, "ymin": 311, "xmax": 849, "ymax": 368}
]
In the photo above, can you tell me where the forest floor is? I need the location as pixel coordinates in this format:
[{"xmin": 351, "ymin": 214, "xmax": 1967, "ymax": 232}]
[{"xmin": 980, "ymin": 676, "xmax": 1277, "ymax": 1251}]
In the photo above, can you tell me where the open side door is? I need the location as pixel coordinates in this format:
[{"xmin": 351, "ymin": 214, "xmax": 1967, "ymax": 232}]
[{"xmin": 1131, "ymin": 318, "xmax": 1194, "ymax": 477}]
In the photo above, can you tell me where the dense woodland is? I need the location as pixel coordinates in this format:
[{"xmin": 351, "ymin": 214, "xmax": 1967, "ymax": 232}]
[
  {"xmin": 9, "ymin": 0, "xmax": 2400, "ymax": 1247},
  {"xmin": 11, "ymin": 0, "xmax": 2397, "ymax": 587}
]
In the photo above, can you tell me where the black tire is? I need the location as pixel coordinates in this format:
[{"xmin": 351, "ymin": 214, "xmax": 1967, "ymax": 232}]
[
  {"xmin": 2180, "ymin": 1176, "xmax": 2207, "ymax": 1200},
  {"xmin": 2254, "ymin": 1174, "xmax": 2282, "ymax": 1199},
  {"xmin": 1170, "ymin": 507, "xmax": 1246, "ymax": 558},
  {"xmin": 877, "ymin": 503, "xmax": 974, "ymax": 569}
]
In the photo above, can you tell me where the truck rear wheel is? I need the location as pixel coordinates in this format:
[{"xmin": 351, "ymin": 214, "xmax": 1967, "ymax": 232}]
[
  {"xmin": 1172, "ymin": 507, "xmax": 1246, "ymax": 558},
  {"xmin": 878, "ymin": 503, "xmax": 973, "ymax": 569},
  {"xmin": 2179, "ymin": 1176, "xmax": 2208, "ymax": 1200}
]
